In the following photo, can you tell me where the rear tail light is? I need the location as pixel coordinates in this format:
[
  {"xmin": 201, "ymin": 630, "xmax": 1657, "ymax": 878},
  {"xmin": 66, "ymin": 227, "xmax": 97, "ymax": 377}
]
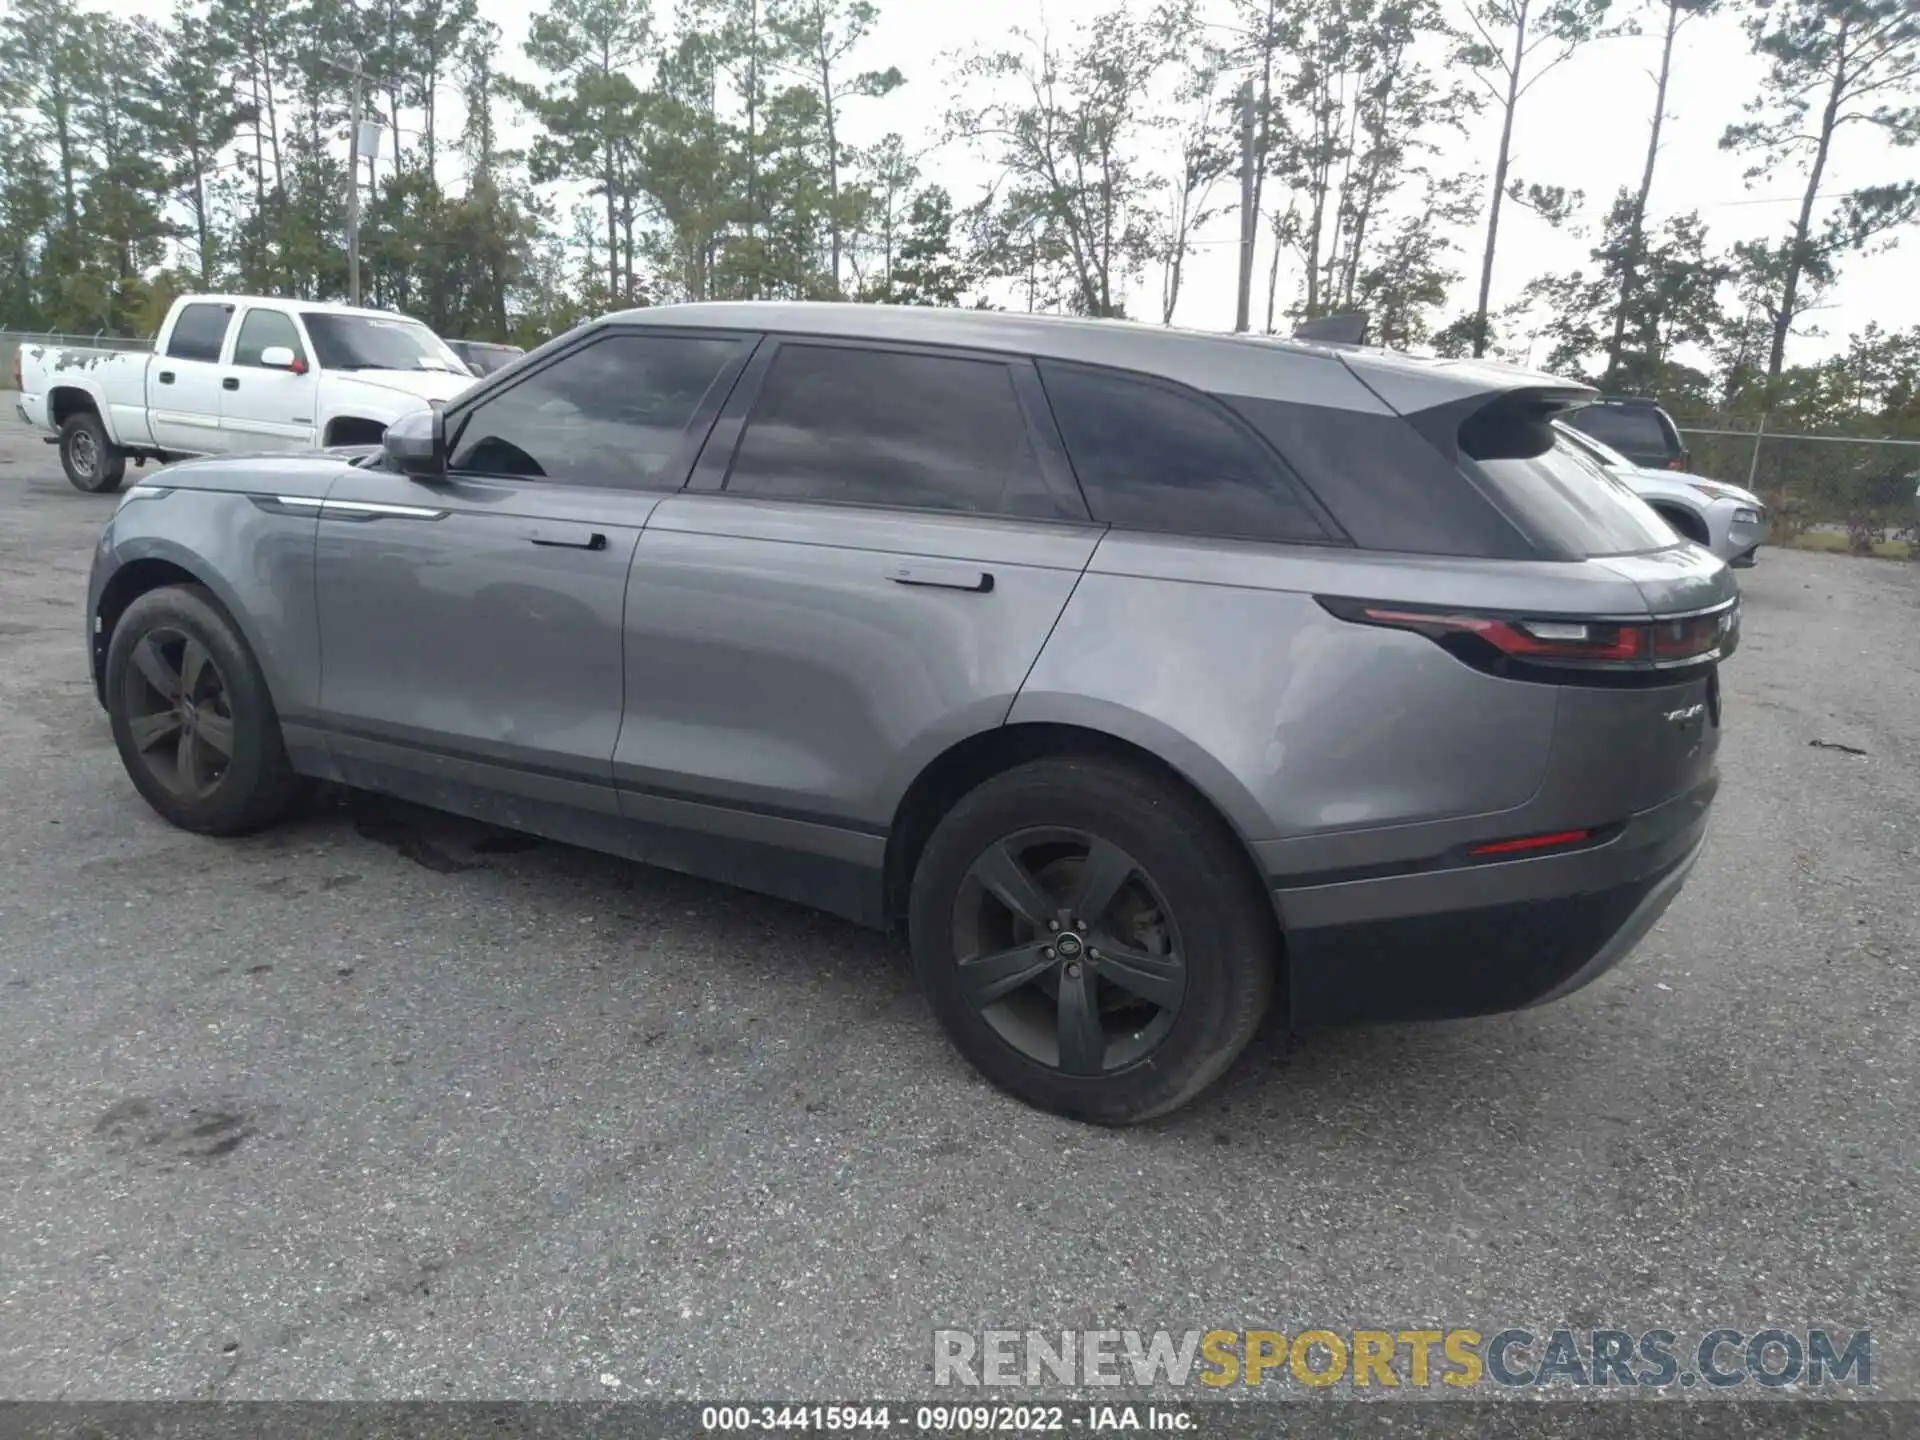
[
  {"xmin": 1317, "ymin": 596, "xmax": 1736, "ymax": 682},
  {"xmin": 1469, "ymin": 829, "xmax": 1593, "ymax": 856}
]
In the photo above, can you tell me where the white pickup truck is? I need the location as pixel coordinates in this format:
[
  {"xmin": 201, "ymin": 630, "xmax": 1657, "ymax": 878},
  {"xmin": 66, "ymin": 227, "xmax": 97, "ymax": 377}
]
[{"xmin": 13, "ymin": 294, "xmax": 480, "ymax": 492}]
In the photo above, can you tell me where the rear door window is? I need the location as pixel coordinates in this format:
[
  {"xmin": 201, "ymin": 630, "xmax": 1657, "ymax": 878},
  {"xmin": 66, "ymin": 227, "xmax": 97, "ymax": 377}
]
[
  {"xmin": 1036, "ymin": 361, "xmax": 1331, "ymax": 543},
  {"xmin": 166, "ymin": 303, "xmax": 234, "ymax": 363},
  {"xmin": 725, "ymin": 343, "xmax": 1066, "ymax": 519}
]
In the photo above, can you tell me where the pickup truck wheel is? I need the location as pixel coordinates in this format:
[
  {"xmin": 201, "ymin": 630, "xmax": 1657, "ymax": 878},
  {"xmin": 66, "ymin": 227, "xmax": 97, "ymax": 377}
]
[
  {"xmin": 60, "ymin": 412, "xmax": 127, "ymax": 493},
  {"xmin": 104, "ymin": 585, "xmax": 302, "ymax": 835}
]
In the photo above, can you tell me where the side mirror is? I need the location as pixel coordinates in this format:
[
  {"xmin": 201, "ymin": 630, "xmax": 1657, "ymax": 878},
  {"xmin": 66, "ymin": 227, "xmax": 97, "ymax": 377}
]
[
  {"xmin": 383, "ymin": 406, "xmax": 446, "ymax": 479},
  {"xmin": 260, "ymin": 345, "xmax": 304, "ymax": 373}
]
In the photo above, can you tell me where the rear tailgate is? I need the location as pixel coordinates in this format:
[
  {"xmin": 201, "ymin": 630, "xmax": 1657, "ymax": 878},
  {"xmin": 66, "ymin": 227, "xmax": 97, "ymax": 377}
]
[{"xmin": 1344, "ymin": 362, "xmax": 1739, "ymax": 823}]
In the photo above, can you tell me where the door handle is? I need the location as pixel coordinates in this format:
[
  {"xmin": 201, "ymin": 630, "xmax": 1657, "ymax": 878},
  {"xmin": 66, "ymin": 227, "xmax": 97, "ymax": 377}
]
[
  {"xmin": 222, "ymin": 376, "xmax": 239, "ymax": 391},
  {"xmin": 886, "ymin": 563, "xmax": 994, "ymax": 593},
  {"xmin": 528, "ymin": 526, "xmax": 608, "ymax": 551},
  {"xmin": 158, "ymin": 371, "xmax": 175, "ymax": 385}
]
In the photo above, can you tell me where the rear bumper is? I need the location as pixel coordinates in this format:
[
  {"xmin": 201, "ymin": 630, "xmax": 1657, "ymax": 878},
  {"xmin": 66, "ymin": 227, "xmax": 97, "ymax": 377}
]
[{"xmin": 1269, "ymin": 776, "xmax": 1715, "ymax": 1025}]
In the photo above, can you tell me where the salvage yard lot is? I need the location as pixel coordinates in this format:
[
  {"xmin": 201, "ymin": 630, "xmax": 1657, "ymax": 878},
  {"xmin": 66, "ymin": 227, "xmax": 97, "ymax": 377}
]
[{"xmin": 1, "ymin": 405, "xmax": 1916, "ymax": 1400}]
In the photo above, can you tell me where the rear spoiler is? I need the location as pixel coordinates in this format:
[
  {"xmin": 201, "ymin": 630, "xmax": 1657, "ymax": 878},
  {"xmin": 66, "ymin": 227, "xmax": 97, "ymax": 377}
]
[
  {"xmin": 1403, "ymin": 384, "xmax": 1597, "ymax": 464},
  {"xmin": 1293, "ymin": 312, "xmax": 1370, "ymax": 346}
]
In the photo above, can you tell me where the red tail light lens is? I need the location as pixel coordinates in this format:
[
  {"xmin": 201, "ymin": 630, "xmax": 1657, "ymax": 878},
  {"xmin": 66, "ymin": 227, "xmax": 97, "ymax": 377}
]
[
  {"xmin": 1651, "ymin": 611, "xmax": 1725, "ymax": 662},
  {"xmin": 1317, "ymin": 596, "xmax": 1737, "ymax": 682},
  {"xmin": 1352, "ymin": 607, "xmax": 1648, "ymax": 662},
  {"xmin": 1469, "ymin": 829, "xmax": 1593, "ymax": 856}
]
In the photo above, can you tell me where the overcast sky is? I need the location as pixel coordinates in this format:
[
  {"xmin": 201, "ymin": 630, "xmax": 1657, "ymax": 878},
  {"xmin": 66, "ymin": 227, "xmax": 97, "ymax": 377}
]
[{"xmin": 64, "ymin": 0, "xmax": 1920, "ymax": 366}]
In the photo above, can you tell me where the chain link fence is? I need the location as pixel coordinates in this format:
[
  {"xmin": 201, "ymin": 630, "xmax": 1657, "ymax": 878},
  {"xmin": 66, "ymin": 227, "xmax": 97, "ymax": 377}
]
[
  {"xmin": 0, "ymin": 329, "xmax": 152, "ymax": 390},
  {"xmin": 1677, "ymin": 424, "xmax": 1920, "ymax": 555}
]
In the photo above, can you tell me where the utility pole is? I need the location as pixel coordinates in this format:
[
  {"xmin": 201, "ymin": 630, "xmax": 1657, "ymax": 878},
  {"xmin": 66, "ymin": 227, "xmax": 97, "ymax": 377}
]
[
  {"xmin": 1234, "ymin": 79, "xmax": 1256, "ymax": 334},
  {"xmin": 321, "ymin": 53, "xmax": 378, "ymax": 306},
  {"xmin": 346, "ymin": 55, "xmax": 364, "ymax": 306}
]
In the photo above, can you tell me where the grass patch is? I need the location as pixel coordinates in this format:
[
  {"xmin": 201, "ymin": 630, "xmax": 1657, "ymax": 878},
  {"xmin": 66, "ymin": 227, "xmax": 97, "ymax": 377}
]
[{"xmin": 1784, "ymin": 530, "xmax": 1913, "ymax": 560}]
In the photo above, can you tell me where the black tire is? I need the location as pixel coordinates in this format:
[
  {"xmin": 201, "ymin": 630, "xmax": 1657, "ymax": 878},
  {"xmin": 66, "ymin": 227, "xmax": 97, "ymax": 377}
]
[
  {"xmin": 59, "ymin": 411, "xmax": 127, "ymax": 493},
  {"xmin": 104, "ymin": 585, "xmax": 302, "ymax": 836},
  {"xmin": 909, "ymin": 757, "xmax": 1276, "ymax": 1125},
  {"xmin": 1650, "ymin": 504, "xmax": 1708, "ymax": 547}
]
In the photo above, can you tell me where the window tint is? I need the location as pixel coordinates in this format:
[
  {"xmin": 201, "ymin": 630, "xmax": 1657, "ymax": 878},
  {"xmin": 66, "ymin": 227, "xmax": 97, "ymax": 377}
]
[
  {"xmin": 449, "ymin": 333, "xmax": 741, "ymax": 489},
  {"xmin": 726, "ymin": 344, "xmax": 1061, "ymax": 518},
  {"xmin": 1233, "ymin": 394, "xmax": 1524, "ymax": 557},
  {"xmin": 1471, "ymin": 437, "xmax": 1678, "ymax": 557},
  {"xmin": 1038, "ymin": 362, "xmax": 1329, "ymax": 543},
  {"xmin": 231, "ymin": 309, "xmax": 304, "ymax": 368},
  {"xmin": 166, "ymin": 303, "xmax": 233, "ymax": 362},
  {"xmin": 1567, "ymin": 404, "xmax": 1671, "ymax": 455}
]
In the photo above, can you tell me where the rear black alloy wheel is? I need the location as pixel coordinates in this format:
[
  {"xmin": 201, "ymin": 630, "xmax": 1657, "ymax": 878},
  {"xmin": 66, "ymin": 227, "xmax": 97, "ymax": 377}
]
[
  {"xmin": 953, "ymin": 829, "xmax": 1186, "ymax": 1076},
  {"xmin": 105, "ymin": 585, "xmax": 303, "ymax": 835},
  {"xmin": 911, "ymin": 758, "xmax": 1276, "ymax": 1125},
  {"xmin": 122, "ymin": 627, "xmax": 237, "ymax": 801}
]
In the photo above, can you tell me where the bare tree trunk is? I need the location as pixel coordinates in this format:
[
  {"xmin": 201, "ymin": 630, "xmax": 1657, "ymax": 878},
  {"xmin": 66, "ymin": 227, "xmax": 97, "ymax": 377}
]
[
  {"xmin": 1605, "ymin": 0, "xmax": 1680, "ymax": 385},
  {"xmin": 191, "ymin": 162, "xmax": 212, "ymax": 283},
  {"xmin": 1248, "ymin": 0, "xmax": 1278, "ymax": 258},
  {"xmin": 1264, "ymin": 211, "xmax": 1283, "ymax": 333},
  {"xmin": 818, "ymin": 37, "xmax": 843, "ymax": 294},
  {"xmin": 50, "ymin": 68, "xmax": 79, "ymax": 229},
  {"xmin": 1472, "ymin": 0, "xmax": 1528, "ymax": 359},
  {"xmin": 1768, "ymin": 17, "xmax": 1848, "ymax": 382},
  {"xmin": 745, "ymin": 0, "xmax": 760, "ymax": 297}
]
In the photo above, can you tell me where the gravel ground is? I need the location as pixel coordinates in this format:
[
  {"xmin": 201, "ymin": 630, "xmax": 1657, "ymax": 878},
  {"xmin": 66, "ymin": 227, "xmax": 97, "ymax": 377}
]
[{"xmin": 0, "ymin": 406, "xmax": 1915, "ymax": 1404}]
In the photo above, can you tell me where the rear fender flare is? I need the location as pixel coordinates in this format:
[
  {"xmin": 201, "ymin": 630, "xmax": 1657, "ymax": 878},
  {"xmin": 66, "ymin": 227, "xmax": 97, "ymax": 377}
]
[
  {"xmin": 47, "ymin": 380, "xmax": 118, "ymax": 444},
  {"xmin": 1004, "ymin": 689, "xmax": 1275, "ymax": 845}
]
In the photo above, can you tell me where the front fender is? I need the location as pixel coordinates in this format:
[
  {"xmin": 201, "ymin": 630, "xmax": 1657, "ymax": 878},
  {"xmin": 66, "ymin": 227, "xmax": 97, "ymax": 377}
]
[{"xmin": 94, "ymin": 487, "xmax": 324, "ymax": 724}]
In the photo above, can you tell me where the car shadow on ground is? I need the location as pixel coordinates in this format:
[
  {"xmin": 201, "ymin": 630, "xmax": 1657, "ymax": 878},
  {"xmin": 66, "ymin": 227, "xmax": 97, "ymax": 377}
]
[{"xmin": 272, "ymin": 782, "xmax": 1602, "ymax": 1173}]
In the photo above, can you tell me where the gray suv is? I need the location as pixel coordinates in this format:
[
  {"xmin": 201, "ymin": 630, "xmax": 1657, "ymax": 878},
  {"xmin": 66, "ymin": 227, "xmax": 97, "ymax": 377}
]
[{"xmin": 87, "ymin": 303, "xmax": 1736, "ymax": 1124}]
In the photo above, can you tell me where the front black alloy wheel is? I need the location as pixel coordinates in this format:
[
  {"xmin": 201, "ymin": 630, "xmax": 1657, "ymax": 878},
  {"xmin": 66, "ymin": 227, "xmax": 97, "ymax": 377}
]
[
  {"xmin": 911, "ymin": 758, "xmax": 1276, "ymax": 1125},
  {"xmin": 105, "ymin": 584, "xmax": 303, "ymax": 835},
  {"xmin": 122, "ymin": 628, "xmax": 237, "ymax": 800}
]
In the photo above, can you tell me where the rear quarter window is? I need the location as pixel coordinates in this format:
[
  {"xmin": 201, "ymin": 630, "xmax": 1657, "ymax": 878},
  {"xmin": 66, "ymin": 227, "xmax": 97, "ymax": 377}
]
[
  {"xmin": 1472, "ymin": 437, "xmax": 1680, "ymax": 558},
  {"xmin": 1036, "ymin": 361, "xmax": 1331, "ymax": 544}
]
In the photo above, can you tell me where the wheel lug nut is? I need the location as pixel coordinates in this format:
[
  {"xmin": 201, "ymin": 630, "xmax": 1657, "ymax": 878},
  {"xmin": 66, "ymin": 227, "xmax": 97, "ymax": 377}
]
[
  {"xmin": 1043, "ymin": 947, "xmax": 1055, "ymax": 960},
  {"xmin": 1088, "ymin": 949, "xmax": 1101, "ymax": 959},
  {"xmin": 1075, "ymin": 920, "xmax": 1088, "ymax": 932},
  {"xmin": 1064, "ymin": 961, "xmax": 1083, "ymax": 978},
  {"xmin": 1047, "ymin": 919, "xmax": 1060, "ymax": 931}
]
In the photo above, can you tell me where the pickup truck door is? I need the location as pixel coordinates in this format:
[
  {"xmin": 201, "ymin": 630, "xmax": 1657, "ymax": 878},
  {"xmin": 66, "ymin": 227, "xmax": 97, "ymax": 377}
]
[
  {"xmin": 148, "ymin": 300, "xmax": 236, "ymax": 456},
  {"xmin": 218, "ymin": 306, "xmax": 319, "ymax": 451}
]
